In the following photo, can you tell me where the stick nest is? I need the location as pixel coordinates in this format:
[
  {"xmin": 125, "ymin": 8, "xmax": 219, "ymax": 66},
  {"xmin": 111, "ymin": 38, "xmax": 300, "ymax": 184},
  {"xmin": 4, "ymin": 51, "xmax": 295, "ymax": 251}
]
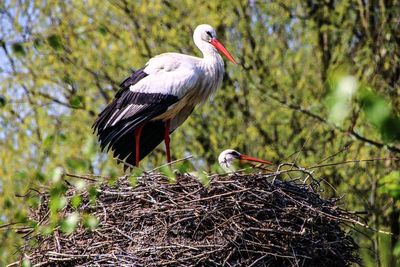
[{"xmin": 18, "ymin": 172, "xmax": 360, "ymax": 266}]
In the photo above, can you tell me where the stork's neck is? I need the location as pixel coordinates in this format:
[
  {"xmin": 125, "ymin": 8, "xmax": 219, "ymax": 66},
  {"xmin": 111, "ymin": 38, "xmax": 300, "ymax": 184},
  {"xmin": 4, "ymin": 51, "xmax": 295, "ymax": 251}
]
[
  {"xmin": 202, "ymin": 48, "xmax": 224, "ymax": 66},
  {"xmin": 198, "ymin": 47, "xmax": 224, "ymax": 79},
  {"xmin": 188, "ymin": 41, "xmax": 224, "ymax": 104},
  {"xmin": 198, "ymin": 46, "xmax": 224, "ymax": 84},
  {"xmin": 198, "ymin": 48, "xmax": 224, "ymax": 102},
  {"xmin": 194, "ymin": 40, "xmax": 224, "ymax": 68}
]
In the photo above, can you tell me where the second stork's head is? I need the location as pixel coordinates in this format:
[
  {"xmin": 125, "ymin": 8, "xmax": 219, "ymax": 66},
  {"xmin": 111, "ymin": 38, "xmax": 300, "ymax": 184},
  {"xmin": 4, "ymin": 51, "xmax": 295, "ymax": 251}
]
[
  {"xmin": 193, "ymin": 24, "xmax": 236, "ymax": 64},
  {"xmin": 218, "ymin": 149, "xmax": 273, "ymax": 172}
]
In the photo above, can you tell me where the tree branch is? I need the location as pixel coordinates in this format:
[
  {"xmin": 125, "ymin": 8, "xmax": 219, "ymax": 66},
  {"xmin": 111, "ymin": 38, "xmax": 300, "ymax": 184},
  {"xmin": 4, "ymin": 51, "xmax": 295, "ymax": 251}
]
[{"xmin": 262, "ymin": 90, "xmax": 400, "ymax": 154}]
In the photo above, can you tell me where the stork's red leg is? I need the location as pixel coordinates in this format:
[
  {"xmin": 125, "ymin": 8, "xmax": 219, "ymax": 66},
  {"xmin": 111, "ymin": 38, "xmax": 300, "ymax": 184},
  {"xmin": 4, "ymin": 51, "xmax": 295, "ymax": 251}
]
[
  {"xmin": 164, "ymin": 119, "xmax": 171, "ymax": 163},
  {"xmin": 134, "ymin": 124, "xmax": 144, "ymax": 167}
]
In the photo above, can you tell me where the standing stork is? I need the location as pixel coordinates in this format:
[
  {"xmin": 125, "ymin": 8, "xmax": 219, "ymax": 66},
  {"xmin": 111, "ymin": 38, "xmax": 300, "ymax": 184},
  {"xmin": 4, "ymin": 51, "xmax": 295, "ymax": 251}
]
[
  {"xmin": 218, "ymin": 149, "xmax": 274, "ymax": 172},
  {"xmin": 93, "ymin": 24, "xmax": 236, "ymax": 169}
]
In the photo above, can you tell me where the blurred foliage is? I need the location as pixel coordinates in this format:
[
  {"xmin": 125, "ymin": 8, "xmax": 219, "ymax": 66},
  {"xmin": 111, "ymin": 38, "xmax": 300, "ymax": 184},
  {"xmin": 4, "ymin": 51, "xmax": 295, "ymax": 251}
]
[
  {"xmin": 326, "ymin": 74, "xmax": 358, "ymax": 125},
  {"xmin": 0, "ymin": 0, "xmax": 399, "ymax": 265},
  {"xmin": 379, "ymin": 171, "xmax": 400, "ymax": 199},
  {"xmin": 358, "ymin": 89, "xmax": 400, "ymax": 142}
]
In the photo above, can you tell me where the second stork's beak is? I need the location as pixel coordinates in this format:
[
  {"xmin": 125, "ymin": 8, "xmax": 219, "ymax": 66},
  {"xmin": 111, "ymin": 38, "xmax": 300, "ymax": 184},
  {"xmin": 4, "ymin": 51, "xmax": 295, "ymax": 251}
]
[
  {"xmin": 210, "ymin": 38, "xmax": 237, "ymax": 64},
  {"xmin": 239, "ymin": 154, "xmax": 273, "ymax": 165}
]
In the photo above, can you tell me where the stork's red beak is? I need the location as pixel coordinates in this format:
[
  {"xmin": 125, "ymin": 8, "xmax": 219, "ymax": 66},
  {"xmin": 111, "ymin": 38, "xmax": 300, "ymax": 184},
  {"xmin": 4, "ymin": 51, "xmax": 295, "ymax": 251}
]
[
  {"xmin": 210, "ymin": 38, "xmax": 237, "ymax": 64},
  {"xmin": 239, "ymin": 154, "xmax": 273, "ymax": 165}
]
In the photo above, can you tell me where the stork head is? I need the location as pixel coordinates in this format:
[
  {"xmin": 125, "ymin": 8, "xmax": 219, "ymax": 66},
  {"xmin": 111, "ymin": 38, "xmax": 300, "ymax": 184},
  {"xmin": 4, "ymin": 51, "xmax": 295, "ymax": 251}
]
[
  {"xmin": 193, "ymin": 24, "xmax": 236, "ymax": 64},
  {"xmin": 218, "ymin": 149, "xmax": 273, "ymax": 172}
]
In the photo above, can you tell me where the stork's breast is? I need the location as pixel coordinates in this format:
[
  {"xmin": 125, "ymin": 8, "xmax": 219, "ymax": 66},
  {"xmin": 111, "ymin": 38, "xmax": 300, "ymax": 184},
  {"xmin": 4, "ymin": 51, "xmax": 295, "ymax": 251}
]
[{"xmin": 153, "ymin": 64, "xmax": 223, "ymax": 121}]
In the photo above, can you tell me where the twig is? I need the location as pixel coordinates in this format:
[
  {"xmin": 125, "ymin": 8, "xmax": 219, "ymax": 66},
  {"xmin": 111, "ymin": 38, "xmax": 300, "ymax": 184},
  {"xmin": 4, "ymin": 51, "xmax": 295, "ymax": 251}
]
[
  {"xmin": 308, "ymin": 157, "xmax": 400, "ymax": 170},
  {"xmin": 114, "ymin": 158, "xmax": 136, "ymax": 170},
  {"xmin": 148, "ymin": 155, "xmax": 194, "ymax": 173},
  {"xmin": 65, "ymin": 173, "xmax": 97, "ymax": 182}
]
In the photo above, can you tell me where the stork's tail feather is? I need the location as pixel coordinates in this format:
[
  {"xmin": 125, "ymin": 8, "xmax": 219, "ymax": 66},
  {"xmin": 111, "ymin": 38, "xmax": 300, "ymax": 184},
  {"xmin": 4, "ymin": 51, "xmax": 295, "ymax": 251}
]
[
  {"xmin": 96, "ymin": 120, "xmax": 166, "ymax": 170},
  {"xmin": 92, "ymin": 100, "xmax": 118, "ymax": 132}
]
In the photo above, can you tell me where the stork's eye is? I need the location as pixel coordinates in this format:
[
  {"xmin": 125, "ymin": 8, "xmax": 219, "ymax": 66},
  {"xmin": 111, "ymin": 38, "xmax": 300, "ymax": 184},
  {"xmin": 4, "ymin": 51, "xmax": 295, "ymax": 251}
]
[
  {"xmin": 231, "ymin": 151, "xmax": 241, "ymax": 157},
  {"xmin": 206, "ymin": 31, "xmax": 212, "ymax": 38}
]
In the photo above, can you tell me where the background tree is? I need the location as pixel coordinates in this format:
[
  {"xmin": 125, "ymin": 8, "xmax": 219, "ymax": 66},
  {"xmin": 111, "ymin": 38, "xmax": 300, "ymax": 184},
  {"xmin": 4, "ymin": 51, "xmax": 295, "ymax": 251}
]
[{"xmin": 0, "ymin": 0, "xmax": 399, "ymax": 265}]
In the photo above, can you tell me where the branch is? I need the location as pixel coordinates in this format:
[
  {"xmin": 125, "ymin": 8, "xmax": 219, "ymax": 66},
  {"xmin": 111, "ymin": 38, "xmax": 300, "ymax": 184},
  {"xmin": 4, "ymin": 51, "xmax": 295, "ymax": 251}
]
[{"xmin": 262, "ymin": 91, "xmax": 400, "ymax": 154}]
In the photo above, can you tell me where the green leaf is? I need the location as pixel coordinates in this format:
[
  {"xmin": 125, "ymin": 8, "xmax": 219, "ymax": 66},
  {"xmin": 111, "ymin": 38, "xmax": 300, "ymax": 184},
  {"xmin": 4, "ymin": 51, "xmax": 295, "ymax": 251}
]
[
  {"xmin": 97, "ymin": 25, "xmax": 108, "ymax": 35},
  {"xmin": 47, "ymin": 34, "xmax": 62, "ymax": 50},
  {"xmin": 35, "ymin": 171, "xmax": 46, "ymax": 182},
  {"xmin": 22, "ymin": 258, "xmax": 31, "ymax": 267},
  {"xmin": 71, "ymin": 195, "xmax": 82, "ymax": 208},
  {"xmin": 49, "ymin": 182, "xmax": 68, "ymax": 196},
  {"xmin": 69, "ymin": 95, "xmax": 83, "ymax": 108},
  {"xmin": 33, "ymin": 38, "xmax": 42, "ymax": 48},
  {"xmin": 43, "ymin": 134, "xmax": 55, "ymax": 148},
  {"xmin": 83, "ymin": 137, "xmax": 96, "ymax": 156},
  {"xmin": 62, "ymin": 74, "xmax": 74, "ymax": 85},
  {"xmin": 40, "ymin": 224, "xmax": 54, "ymax": 236},
  {"xmin": 105, "ymin": 168, "xmax": 118, "ymax": 180},
  {"xmin": 379, "ymin": 171, "xmax": 400, "ymax": 199},
  {"xmin": 73, "ymin": 179, "xmax": 87, "ymax": 191},
  {"xmin": 359, "ymin": 90, "xmax": 391, "ymax": 127},
  {"xmin": 12, "ymin": 43, "xmax": 26, "ymax": 56},
  {"xmin": 358, "ymin": 89, "xmax": 400, "ymax": 142},
  {"xmin": 83, "ymin": 214, "xmax": 99, "ymax": 230},
  {"xmin": 51, "ymin": 167, "xmax": 64, "ymax": 183},
  {"xmin": 15, "ymin": 170, "xmax": 27, "ymax": 180},
  {"xmin": 88, "ymin": 185, "xmax": 98, "ymax": 204},
  {"xmin": 159, "ymin": 165, "xmax": 176, "ymax": 183},
  {"xmin": 129, "ymin": 175, "xmax": 138, "ymax": 188},
  {"xmin": 394, "ymin": 241, "xmax": 400, "ymax": 257},
  {"xmin": 107, "ymin": 175, "xmax": 118, "ymax": 187},
  {"xmin": 130, "ymin": 167, "xmax": 144, "ymax": 177},
  {"xmin": 380, "ymin": 115, "xmax": 400, "ymax": 142},
  {"xmin": 0, "ymin": 95, "xmax": 6, "ymax": 107},
  {"xmin": 326, "ymin": 75, "xmax": 358, "ymax": 125},
  {"xmin": 197, "ymin": 171, "xmax": 210, "ymax": 188},
  {"xmin": 3, "ymin": 198, "xmax": 12, "ymax": 209},
  {"xmin": 28, "ymin": 195, "xmax": 42, "ymax": 209},
  {"xmin": 176, "ymin": 161, "xmax": 191, "ymax": 174},
  {"xmin": 49, "ymin": 195, "xmax": 67, "ymax": 212},
  {"xmin": 210, "ymin": 163, "xmax": 224, "ymax": 174},
  {"xmin": 15, "ymin": 211, "xmax": 28, "ymax": 223},
  {"xmin": 60, "ymin": 212, "xmax": 79, "ymax": 234},
  {"xmin": 57, "ymin": 132, "xmax": 67, "ymax": 144},
  {"xmin": 243, "ymin": 166, "xmax": 254, "ymax": 174},
  {"xmin": 66, "ymin": 157, "xmax": 88, "ymax": 172}
]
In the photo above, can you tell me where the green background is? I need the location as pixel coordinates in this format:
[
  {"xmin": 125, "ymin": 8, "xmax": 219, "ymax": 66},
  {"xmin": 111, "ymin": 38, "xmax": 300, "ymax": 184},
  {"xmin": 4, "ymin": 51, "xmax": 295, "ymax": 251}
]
[{"xmin": 0, "ymin": 0, "xmax": 399, "ymax": 266}]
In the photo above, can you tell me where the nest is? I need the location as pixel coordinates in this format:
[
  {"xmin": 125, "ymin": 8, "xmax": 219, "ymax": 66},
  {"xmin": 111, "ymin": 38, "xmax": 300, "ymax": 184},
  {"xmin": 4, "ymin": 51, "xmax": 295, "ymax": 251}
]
[{"xmin": 15, "ymin": 171, "xmax": 360, "ymax": 266}]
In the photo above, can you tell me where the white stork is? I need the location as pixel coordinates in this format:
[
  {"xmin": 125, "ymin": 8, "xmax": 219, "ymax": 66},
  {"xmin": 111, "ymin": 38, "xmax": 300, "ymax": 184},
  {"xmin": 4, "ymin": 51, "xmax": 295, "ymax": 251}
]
[
  {"xmin": 218, "ymin": 149, "xmax": 273, "ymax": 172},
  {"xmin": 93, "ymin": 24, "xmax": 236, "ymax": 169}
]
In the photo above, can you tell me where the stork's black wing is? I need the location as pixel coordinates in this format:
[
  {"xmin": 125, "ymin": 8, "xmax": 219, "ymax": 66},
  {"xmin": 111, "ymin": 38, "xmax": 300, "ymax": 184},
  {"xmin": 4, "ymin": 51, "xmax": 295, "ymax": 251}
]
[{"xmin": 93, "ymin": 69, "xmax": 178, "ymax": 168}]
